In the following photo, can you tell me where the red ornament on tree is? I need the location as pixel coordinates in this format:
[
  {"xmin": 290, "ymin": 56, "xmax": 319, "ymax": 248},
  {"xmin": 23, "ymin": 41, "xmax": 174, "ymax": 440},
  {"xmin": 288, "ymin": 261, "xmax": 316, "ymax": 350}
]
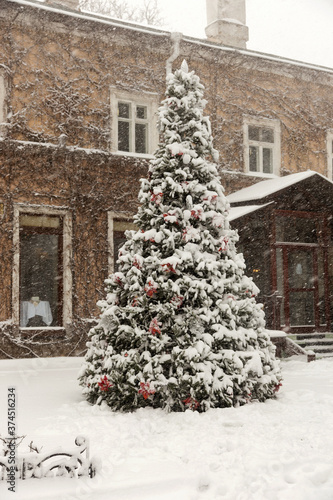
[
  {"xmin": 149, "ymin": 317, "xmax": 162, "ymax": 335},
  {"xmin": 145, "ymin": 279, "xmax": 158, "ymax": 297},
  {"xmin": 191, "ymin": 208, "xmax": 203, "ymax": 220},
  {"xmin": 163, "ymin": 211, "xmax": 179, "ymax": 224},
  {"xmin": 183, "ymin": 396, "xmax": 199, "ymax": 410},
  {"xmin": 162, "ymin": 262, "xmax": 176, "ymax": 273},
  {"xmin": 114, "ymin": 276, "xmax": 123, "ymax": 287},
  {"xmin": 98, "ymin": 375, "xmax": 113, "ymax": 392},
  {"xmin": 218, "ymin": 236, "xmax": 228, "ymax": 252},
  {"xmin": 151, "ymin": 192, "xmax": 163, "ymax": 205},
  {"xmin": 133, "ymin": 256, "xmax": 142, "ymax": 269},
  {"xmin": 274, "ymin": 382, "xmax": 282, "ymax": 393},
  {"xmin": 131, "ymin": 297, "xmax": 139, "ymax": 307},
  {"xmin": 171, "ymin": 295, "xmax": 184, "ymax": 308},
  {"xmin": 138, "ymin": 381, "xmax": 155, "ymax": 400}
]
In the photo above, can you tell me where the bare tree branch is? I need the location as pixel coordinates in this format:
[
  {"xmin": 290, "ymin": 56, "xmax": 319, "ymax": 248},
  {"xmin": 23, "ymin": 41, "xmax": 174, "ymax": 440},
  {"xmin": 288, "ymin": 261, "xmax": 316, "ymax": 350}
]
[{"xmin": 80, "ymin": 0, "xmax": 164, "ymax": 27}]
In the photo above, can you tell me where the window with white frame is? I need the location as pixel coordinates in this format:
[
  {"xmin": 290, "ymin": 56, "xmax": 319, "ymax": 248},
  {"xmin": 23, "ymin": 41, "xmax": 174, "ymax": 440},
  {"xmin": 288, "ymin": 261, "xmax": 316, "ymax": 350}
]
[
  {"xmin": 13, "ymin": 205, "xmax": 72, "ymax": 329},
  {"xmin": 244, "ymin": 118, "xmax": 281, "ymax": 176},
  {"xmin": 326, "ymin": 131, "xmax": 333, "ymax": 180},
  {"xmin": 111, "ymin": 89, "xmax": 158, "ymax": 156}
]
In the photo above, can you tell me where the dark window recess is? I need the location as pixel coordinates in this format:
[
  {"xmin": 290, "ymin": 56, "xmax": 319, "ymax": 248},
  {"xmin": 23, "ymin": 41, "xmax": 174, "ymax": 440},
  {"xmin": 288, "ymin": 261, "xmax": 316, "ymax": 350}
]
[
  {"xmin": 136, "ymin": 106, "xmax": 147, "ymax": 119},
  {"xmin": 135, "ymin": 123, "xmax": 147, "ymax": 154},
  {"xmin": 248, "ymin": 126, "xmax": 260, "ymax": 141},
  {"xmin": 248, "ymin": 125, "xmax": 274, "ymax": 143},
  {"xmin": 118, "ymin": 102, "xmax": 130, "ymax": 119},
  {"xmin": 261, "ymin": 128, "xmax": 274, "ymax": 143},
  {"xmin": 118, "ymin": 121, "xmax": 130, "ymax": 152},
  {"xmin": 113, "ymin": 230, "xmax": 127, "ymax": 271},
  {"xmin": 262, "ymin": 148, "xmax": 273, "ymax": 174},
  {"xmin": 249, "ymin": 146, "xmax": 258, "ymax": 172}
]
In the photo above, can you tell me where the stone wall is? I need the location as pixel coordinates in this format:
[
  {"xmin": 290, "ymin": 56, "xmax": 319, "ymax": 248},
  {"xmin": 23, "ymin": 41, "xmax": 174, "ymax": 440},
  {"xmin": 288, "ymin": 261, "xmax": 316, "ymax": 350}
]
[
  {"xmin": 0, "ymin": 0, "xmax": 333, "ymax": 177},
  {"xmin": 1, "ymin": 0, "xmax": 333, "ymax": 357},
  {"xmin": 0, "ymin": 140, "xmax": 148, "ymax": 358}
]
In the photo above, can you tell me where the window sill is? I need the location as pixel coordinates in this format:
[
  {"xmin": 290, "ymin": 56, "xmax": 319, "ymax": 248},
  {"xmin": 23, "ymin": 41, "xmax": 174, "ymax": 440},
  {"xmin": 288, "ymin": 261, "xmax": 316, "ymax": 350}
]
[
  {"xmin": 245, "ymin": 171, "xmax": 279, "ymax": 178},
  {"xmin": 19, "ymin": 327, "xmax": 65, "ymax": 331},
  {"xmin": 112, "ymin": 151, "xmax": 154, "ymax": 160}
]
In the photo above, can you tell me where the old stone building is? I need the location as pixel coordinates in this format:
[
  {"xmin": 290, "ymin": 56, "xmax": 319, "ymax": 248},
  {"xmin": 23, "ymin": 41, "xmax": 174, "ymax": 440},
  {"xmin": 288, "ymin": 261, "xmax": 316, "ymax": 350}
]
[{"xmin": 0, "ymin": 0, "xmax": 332, "ymax": 358}]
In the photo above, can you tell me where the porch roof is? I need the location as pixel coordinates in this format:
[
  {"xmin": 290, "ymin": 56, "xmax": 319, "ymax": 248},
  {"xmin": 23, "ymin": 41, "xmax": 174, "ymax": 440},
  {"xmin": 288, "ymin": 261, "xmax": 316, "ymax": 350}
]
[
  {"xmin": 228, "ymin": 203, "xmax": 272, "ymax": 221},
  {"xmin": 227, "ymin": 171, "xmax": 332, "ymax": 205}
]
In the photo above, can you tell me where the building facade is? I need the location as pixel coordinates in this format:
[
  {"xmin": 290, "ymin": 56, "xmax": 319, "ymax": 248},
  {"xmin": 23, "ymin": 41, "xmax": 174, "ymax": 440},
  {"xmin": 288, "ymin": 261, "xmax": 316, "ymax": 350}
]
[{"xmin": 0, "ymin": 0, "xmax": 332, "ymax": 358}]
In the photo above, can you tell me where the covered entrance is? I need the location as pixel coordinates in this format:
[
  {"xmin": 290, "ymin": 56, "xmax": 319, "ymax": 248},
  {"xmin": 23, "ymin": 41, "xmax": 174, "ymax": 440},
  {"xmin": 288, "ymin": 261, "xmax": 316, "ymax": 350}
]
[
  {"xmin": 274, "ymin": 211, "xmax": 329, "ymax": 332},
  {"xmin": 228, "ymin": 171, "xmax": 333, "ymax": 334}
]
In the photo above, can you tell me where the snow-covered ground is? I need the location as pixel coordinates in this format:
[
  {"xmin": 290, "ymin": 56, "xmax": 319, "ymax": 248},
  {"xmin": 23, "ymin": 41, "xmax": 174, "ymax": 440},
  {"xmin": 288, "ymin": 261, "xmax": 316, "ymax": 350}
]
[{"xmin": 0, "ymin": 355, "xmax": 332, "ymax": 500}]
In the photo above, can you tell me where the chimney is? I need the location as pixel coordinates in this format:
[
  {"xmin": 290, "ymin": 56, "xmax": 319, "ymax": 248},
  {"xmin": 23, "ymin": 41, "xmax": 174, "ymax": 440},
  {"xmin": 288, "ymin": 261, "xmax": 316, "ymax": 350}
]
[{"xmin": 205, "ymin": 0, "xmax": 249, "ymax": 49}]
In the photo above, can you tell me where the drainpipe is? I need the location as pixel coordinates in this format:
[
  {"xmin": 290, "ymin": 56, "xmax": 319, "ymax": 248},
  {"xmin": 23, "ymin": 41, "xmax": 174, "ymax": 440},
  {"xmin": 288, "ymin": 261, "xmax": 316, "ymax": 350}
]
[{"xmin": 166, "ymin": 32, "xmax": 183, "ymax": 76}]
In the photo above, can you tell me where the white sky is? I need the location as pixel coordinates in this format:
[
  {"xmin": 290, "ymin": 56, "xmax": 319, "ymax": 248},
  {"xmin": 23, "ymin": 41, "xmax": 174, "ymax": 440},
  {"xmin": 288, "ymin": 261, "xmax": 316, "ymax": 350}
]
[{"xmin": 154, "ymin": 0, "xmax": 333, "ymax": 69}]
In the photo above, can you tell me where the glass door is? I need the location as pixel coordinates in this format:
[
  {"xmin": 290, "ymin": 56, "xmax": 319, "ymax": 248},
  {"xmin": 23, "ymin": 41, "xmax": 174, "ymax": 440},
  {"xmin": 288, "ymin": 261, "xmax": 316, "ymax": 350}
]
[
  {"xmin": 274, "ymin": 211, "xmax": 330, "ymax": 333},
  {"xmin": 286, "ymin": 248, "xmax": 316, "ymax": 328}
]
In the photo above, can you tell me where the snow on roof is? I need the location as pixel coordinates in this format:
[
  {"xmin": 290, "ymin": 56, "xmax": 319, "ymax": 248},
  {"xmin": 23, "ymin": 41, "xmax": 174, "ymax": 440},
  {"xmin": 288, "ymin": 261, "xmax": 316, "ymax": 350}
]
[
  {"xmin": 227, "ymin": 171, "xmax": 332, "ymax": 204},
  {"xmin": 6, "ymin": 0, "xmax": 333, "ymax": 74},
  {"xmin": 7, "ymin": 0, "xmax": 170, "ymax": 37},
  {"xmin": 228, "ymin": 203, "xmax": 272, "ymax": 221}
]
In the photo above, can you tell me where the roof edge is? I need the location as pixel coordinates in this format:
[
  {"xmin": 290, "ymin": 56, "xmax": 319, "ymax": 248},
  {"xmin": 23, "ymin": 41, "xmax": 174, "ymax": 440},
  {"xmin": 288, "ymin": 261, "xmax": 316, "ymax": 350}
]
[
  {"xmin": 227, "ymin": 171, "xmax": 333, "ymax": 205},
  {"xmin": 5, "ymin": 0, "xmax": 333, "ymax": 74}
]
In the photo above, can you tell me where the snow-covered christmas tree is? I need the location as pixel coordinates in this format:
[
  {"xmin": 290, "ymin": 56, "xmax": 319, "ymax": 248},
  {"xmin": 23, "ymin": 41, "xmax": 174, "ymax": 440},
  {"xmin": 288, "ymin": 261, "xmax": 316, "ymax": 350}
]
[{"xmin": 79, "ymin": 61, "xmax": 282, "ymax": 412}]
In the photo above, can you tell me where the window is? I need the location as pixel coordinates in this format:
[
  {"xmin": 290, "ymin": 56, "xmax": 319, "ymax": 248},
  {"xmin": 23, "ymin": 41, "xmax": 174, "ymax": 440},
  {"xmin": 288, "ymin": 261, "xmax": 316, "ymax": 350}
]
[
  {"xmin": 108, "ymin": 212, "xmax": 137, "ymax": 273},
  {"xmin": 326, "ymin": 131, "xmax": 333, "ymax": 180},
  {"xmin": 118, "ymin": 102, "xmax": 148, "ymax": 154},
  {"xmin": 0, "ymin": 74, "xmax": 6, "ymax": 135},
  {"xmin": 13, "ymin": 206, "xmax": 72, "ymax": 329},
  {"xmin": 111, "ymin": 89, "xmax": 158, "ymax": 156},
  {"xmin": 244, "ymin": 118, "xmax": 281, "ymax": 176},
  {"xmin": 19, "ymin": 215, "xmax": 63, "ymax": 327}
]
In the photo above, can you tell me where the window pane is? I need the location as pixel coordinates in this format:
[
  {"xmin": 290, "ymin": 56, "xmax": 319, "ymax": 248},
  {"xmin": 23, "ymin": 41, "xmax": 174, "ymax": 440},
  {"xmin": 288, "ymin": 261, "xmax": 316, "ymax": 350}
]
[
  {"xmin": 113, "ymin": 219, "xmax": 137, "ymax": 231},
  {"xmin": 20, "ymin": 233, "xmax": 60, "ymax": 327},
  {"xmin": 118, "ymin": 102, "xmax": 130, "ymax": 119},
  {"xmin": 114, "ymin": 230, "xmax": 127, "ymax": 271},
  {"xmin": 276, "ymin": 216, "xmax": 317, "ymax": 243},
  {"xmin": 263, "ymin": 148, "xmax": 273, "ymax": 173},
  {"xmin": 317, "ymin": 248, "xmax": 327, "ymax": 325},
  {"xmin": 20, "ymin": 215, "xmax": 60, "ymax": 228},
  {"xmin": 261, "ymin": 128, "xmax": 274, "ymax": 143},
  {"xmin": 288, "ymin": 250, "xmax": 314, "ymax": 289},
  {"xmin": 249, "ymin": 146, "xmax": 258, "ymax": 171},
  {"xmin": 136, "ymin": 105, "xmax": 147, "ymax": 119},
  {"xmin": 135, "ymin": 123, "xmax": 147, "ymax": 154},
  {"xmin": 276, "ymin": 248, "xmax": 285, "ymax": 326},
  {"xmin": 248, "ymin": 126, "xmax": 260, "ymax": 141},
  {"xmin": 118, "ymin": 121, "xmax": 130, "ymax": 152},
  {"xmin": 289, "ymin": 291, "xmax": 315, "ymax": 326}
]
